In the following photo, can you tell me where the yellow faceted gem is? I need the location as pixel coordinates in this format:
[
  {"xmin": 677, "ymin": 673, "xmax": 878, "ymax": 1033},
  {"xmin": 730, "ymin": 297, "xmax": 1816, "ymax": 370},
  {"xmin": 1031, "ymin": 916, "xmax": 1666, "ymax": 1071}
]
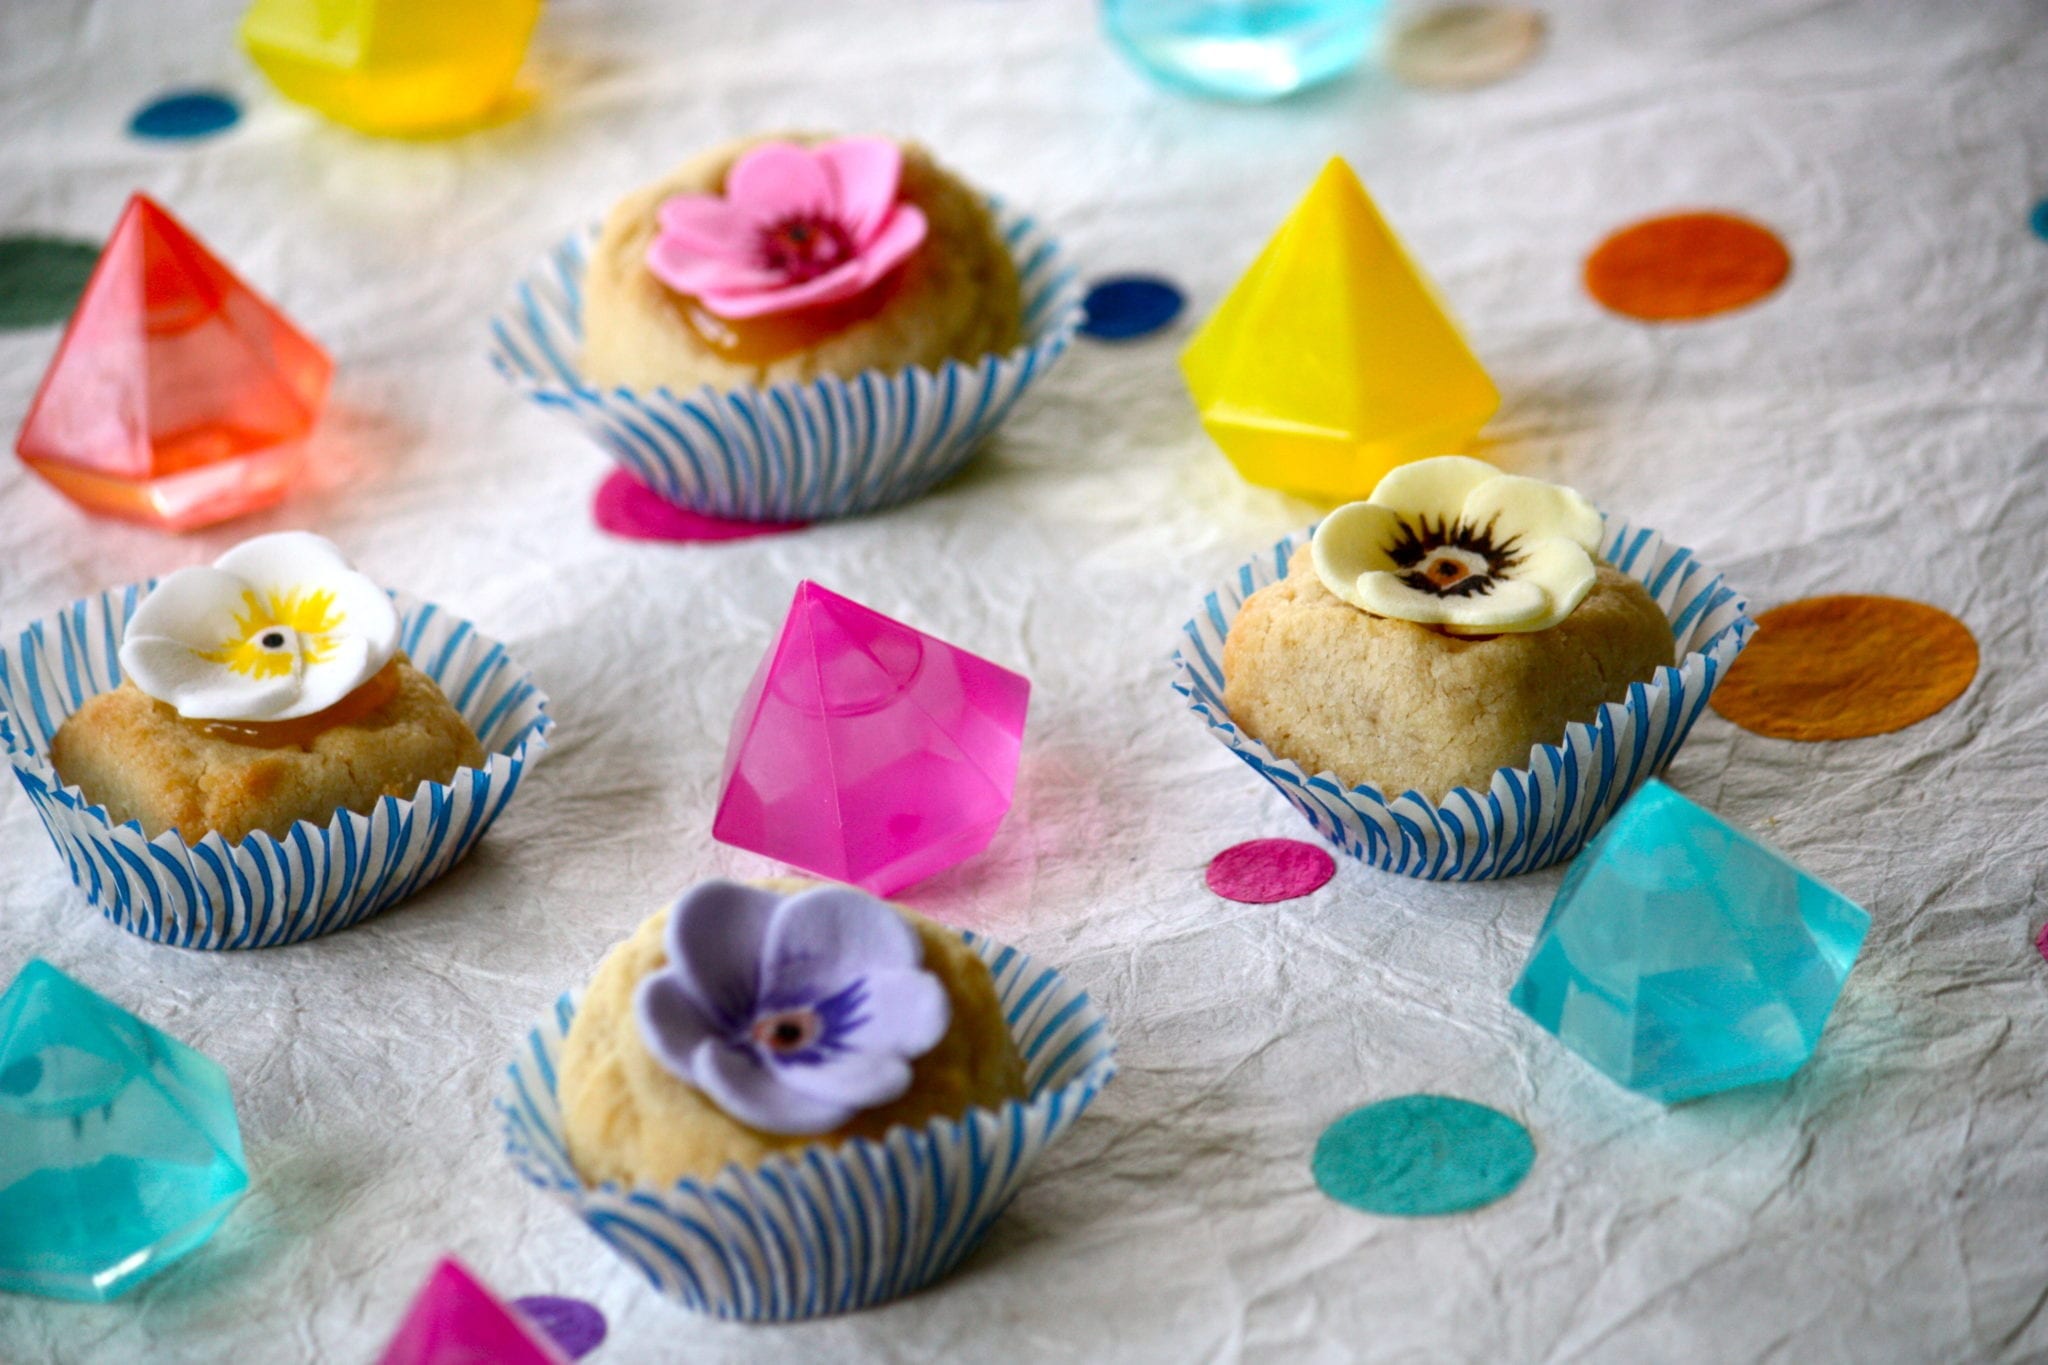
[
  {"xmin": 240, "ymin": 0, "xmax": 542, "ymax": 137},
  {"xmin": 1181, "ymin": 158, "xmax": 1500, "ymax": 503}
]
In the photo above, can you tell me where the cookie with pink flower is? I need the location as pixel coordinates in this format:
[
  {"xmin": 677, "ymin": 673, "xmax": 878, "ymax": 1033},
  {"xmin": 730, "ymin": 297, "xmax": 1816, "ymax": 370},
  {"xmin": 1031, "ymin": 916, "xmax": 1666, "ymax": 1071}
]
[
  {"xmin": 582, "ymin": 134, "xmax": 1024, "ymax": 390},
  {"xmin": 556, "ymin": 878, "xmax": 1028, "ymax": 1186}
]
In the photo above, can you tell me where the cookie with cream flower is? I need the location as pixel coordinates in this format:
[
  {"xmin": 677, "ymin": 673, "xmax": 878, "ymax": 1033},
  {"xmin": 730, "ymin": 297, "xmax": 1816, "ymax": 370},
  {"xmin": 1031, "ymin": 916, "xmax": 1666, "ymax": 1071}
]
[
  {"xmin": 580, "ymin": 133, "xmax": 1022, "ymax": 391},
  {"xmin": 1223, "ymin": 457, "xmax": 1673, "ymax": 802},
  {"xmin": 558, "ymin": 878, "xmax": 1027, "ymax": 1187},
  {"xmin": 49, "ymin": 532, "xmax": 484, "ymax": 844}
]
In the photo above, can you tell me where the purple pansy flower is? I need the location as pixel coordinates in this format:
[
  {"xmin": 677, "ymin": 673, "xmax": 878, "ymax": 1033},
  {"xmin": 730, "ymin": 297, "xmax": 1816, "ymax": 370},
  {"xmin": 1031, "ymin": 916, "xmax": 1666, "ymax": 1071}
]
[{"xmin": 633, "ymin": 880, "xmax": 951, "ymax": 1136}]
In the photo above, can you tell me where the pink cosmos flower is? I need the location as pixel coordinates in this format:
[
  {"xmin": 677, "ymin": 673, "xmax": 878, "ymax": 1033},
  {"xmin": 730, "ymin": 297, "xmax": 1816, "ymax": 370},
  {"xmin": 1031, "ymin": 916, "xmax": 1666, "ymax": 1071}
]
[{"xmin": 646, "ymin": 138, "xmax": 929, "ymax": 321}]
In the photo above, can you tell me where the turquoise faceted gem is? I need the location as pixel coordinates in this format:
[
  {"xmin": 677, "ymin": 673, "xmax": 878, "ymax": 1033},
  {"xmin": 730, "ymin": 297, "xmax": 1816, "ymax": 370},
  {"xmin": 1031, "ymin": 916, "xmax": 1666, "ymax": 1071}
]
[
  {"xmin": 0, "ymin": 960, "xmax": 248, "ymax": 1301},
  {"xmin": 1510, "ymin": 781, "xmax": 1869, "ymax": 1104}
]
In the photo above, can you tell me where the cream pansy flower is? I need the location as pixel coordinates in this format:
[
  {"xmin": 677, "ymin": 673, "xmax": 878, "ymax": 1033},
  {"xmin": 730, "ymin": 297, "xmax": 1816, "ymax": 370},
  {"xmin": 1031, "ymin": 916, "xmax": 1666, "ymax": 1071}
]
[
  {"xmin": 1310, "ymin": 456, "xmax": 1604, "ymax": 635},
  {"xmin": 119, "ymin": 532, "xmax": 401, "ymax": 722}
]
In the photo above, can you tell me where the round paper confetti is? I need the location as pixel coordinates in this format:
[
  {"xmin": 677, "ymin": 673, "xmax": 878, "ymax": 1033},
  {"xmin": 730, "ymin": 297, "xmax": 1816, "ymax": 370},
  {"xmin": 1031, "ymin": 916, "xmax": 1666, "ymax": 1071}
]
[
  {"xmin": 1313, "ymin": 1095, "xmax": 1534, "ymax": 1217},
  {"xmin": 2030, "ymin": 199, "xmax": 2048, "ymax": 243},
  {"xmin": 1080, "ymin": 275, "xmax": 1186, "ymax": 341},
  {"xmin": 0, "ymin": 236, "xmax": 99, "ymax": 330},
  {"xmin": 1206, "ymin": 838, "xmax": 1336, "ymax": 904},
  {"xmin": 2036, "ymin": 921, "xmax": 2048, "ymax": 965},
  {"xmin": 1584, "ymin": 211, "xmax": 1791, "ymax": 322},
  {"xmin": 1387, "ymin": 5, "xmax": 1547, "ymax": 89},
  {"xmin": 511, "ymin": 1296, "xmax": 607, "ymax": 1361},
  {"xmin": 1712, "ymin": 595, "xmax": 1977, "ymax": 742},
  {"xmin": 128, "ymin": 89, "xmax": 242, "ymax": 141},
  {"xmin": 593, "ymin": 469, "xmax": 808, "ymax": 543}
]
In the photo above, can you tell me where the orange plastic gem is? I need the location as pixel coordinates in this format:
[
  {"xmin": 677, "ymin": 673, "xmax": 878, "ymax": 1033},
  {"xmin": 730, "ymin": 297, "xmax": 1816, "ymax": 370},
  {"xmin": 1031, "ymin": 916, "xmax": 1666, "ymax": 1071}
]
[{"xmin": 14, "ymin": 194, "xmax": 331, "ymax": 532}]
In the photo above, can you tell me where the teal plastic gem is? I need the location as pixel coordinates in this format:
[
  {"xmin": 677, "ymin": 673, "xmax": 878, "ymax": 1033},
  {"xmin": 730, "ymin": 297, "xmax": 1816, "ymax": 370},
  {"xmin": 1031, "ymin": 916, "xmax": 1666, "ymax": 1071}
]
[
  {"xmin": 0, "ymin": 960, "xmax": 248, "ymax": 1300},
  {"xmin": 1510, "ymin": 781, "xmax": 1870, "ymax": 1104}
]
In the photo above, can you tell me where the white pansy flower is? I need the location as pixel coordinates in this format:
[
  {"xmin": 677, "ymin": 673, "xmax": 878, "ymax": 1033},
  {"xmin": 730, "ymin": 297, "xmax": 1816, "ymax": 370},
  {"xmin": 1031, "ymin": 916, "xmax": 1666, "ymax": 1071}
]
[
  {"xmin": 119, "ymin": 532, "xmax": 401, "ymax": 722},
  {"xmin": 1310, "ymin": 456, "xmax": 1604, "ymax": 635}
]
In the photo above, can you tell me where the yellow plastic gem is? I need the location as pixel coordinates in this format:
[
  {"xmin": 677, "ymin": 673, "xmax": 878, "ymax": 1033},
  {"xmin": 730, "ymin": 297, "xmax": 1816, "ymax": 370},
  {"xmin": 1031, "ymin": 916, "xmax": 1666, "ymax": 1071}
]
[
  {"xmin": 240, "ymin": 0, "xmax": 542, "ymax": 137},
  {"xmin": 1180, "ymin": 158, "xmax": 1500, "ymax": 503}
]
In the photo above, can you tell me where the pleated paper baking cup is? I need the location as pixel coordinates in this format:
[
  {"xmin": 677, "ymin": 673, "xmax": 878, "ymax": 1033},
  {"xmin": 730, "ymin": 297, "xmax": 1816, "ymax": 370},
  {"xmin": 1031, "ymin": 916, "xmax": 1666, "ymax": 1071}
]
[
  {"xmin": 1172, "ymin": 518, "xmax": 1754, "ymax": 881},
  {"xmin": 0, "ymin": 586, "xmax": 552, "ymax": 949},
  {"xmin": 498, "ymin": 932, "xmax": 1116, "ymax": 1321},
  {"xmin": 487, "ymin": 207, "xmax": 1083, "ymax": 522}
]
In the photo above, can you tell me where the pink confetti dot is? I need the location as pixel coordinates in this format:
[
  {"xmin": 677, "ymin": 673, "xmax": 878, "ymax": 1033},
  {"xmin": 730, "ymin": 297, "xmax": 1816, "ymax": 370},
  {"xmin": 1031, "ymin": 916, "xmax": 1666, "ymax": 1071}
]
[
  {"xmin": 1206, "ymin": 838, "xmax": 1336, "ymax": 904},
  {"xmin": 593, "ymin": 469, "xmax": 808, "ymax": 543},
  {"xmin": 2036, "ymin": 921, "xmax": 2048, "ymax": 965}
]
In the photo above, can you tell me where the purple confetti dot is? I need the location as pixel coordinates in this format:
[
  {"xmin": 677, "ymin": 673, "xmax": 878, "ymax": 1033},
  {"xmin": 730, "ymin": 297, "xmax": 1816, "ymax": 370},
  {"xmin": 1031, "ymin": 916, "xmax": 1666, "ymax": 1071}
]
[
  {"xmin": 1206, "ymin": 838, "xmax": 1336, "ymax": 904},
  {"xmin": 2035, "ymin": 921, "xmax": 2048, "ymax": 964},
  {"xmin": 511, "ymin": 1295, "xmax": 606, "ymax": 1361}
]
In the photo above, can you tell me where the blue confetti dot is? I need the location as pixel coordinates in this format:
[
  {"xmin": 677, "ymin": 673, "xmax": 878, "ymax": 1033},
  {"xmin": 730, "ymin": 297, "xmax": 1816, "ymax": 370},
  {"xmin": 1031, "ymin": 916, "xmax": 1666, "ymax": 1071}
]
[
  {"xmin": 2031, "ymin": 199, "xmax": 2048, "ymax": 243},
  {"xmin": 1080, "ymin": 274, "xmax": 1186, "ymax": 341},
  {"xmin": 129, "ymin": 90, "xmax": 241, "ymax": 141},
  {"xmin": 1313, "ymin": 1095, "xmax": 1535, "ymax": 1217}
]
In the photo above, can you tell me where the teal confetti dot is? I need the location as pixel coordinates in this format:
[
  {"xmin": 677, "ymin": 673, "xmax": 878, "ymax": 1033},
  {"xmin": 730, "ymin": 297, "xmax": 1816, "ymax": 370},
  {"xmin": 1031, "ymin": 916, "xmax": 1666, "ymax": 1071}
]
[
  {"xmin": 1312, "ymin": 1094, "xmax": 1534, "ymax": 1217},
  {"xmin": 129, "ymin": 89, "xmax": 241, "ymax": 141},
  {"xmin": 0, "ymin": 236, "xmax": 100, "ymax": 330},
  {"xmin": 2031, "ymin": 199, "xmax": 2048, "ymax": 243}
]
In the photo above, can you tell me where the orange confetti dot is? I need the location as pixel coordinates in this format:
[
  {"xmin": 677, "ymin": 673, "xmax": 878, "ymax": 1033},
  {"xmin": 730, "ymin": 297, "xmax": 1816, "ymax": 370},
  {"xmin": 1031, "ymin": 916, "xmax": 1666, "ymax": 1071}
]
[
  {"xmin": 1712, "ymin": 595, "xmax": 1978, "ymax": 742},
  {"xmin": 1584, "ymin": 211, "xmax": 1791, "ymax": 322}
]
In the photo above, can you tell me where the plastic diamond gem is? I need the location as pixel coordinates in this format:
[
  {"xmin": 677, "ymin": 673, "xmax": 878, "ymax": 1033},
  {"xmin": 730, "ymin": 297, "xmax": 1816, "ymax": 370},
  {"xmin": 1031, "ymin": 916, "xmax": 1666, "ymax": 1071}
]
[
  {"xmin": 713, "ymin": 581, "xmax": 1031, "ymax": 896},
  {"xmin": 1509, "ymin": 781, "xmax": 1870, "ymax": 1104},
  {"xmin": 1180, "ymin": 157, "xmax": 1499, "ymax": 502},
  {"xmin": 0, "ymin": 960, "xmax": 248, "ymax": 1301},
  {"xmin": 377, "ymin": 1257, "xmax": 567, "ymax": 1365},
  {"xmin": 241, "ymin": 0, "xmax": 543, "ymax": 137},
  {"xmin": 14, "ymin": 193, "xmax": 331, "ymax": 531}
]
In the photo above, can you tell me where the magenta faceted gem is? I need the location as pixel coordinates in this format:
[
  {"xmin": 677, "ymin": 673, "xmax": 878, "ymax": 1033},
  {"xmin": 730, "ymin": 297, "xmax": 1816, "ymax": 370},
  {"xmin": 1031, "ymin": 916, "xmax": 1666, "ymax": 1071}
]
[
  {"xmin": 713, "ymin": 581, "xmax": 1031, "ymax": 895},
  {"xmin": 377, "ymin": 1257, "xmax": 566, "ymax": 1365}
]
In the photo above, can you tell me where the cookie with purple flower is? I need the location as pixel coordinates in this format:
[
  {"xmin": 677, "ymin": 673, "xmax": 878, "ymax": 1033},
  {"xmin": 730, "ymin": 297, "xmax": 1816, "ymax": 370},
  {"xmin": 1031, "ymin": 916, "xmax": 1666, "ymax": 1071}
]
[
  {"xmin": 1221, "ymin": 457, "xmax": 1674, "ymax": 801},
  {"xmin": 557, "ymin": 879, "xmax": 1027, "ymax": 1186},
  {"xmin": 581, "ymin": 133, "xmax": 1023, "ymax": 391}
]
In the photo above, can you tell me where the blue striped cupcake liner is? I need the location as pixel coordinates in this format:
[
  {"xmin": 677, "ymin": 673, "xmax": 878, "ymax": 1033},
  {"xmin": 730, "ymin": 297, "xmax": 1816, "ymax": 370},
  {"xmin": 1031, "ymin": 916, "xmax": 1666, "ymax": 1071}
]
[
  {"xmin": 1172, "ymin": 518, "xmax": 1755, "ymax": 881},
  {"xmin": 498, "ymin": 930, "xmax": 1116, "ymax": 1320},
  {"xmin": 0, "ymin": 585, "xmax": 553, "ymax": 949},
  {"xmin": 487, "ymin": 205, "xmax": 1083, "ymax": 523}
]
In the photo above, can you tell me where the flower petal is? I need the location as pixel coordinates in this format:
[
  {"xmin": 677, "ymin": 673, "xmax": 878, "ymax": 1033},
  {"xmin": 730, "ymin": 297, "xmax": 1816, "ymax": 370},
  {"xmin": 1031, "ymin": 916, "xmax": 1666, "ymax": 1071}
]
[
  {"xmin": 122, "ymin": 565, "xmax": 251, "ymax": 651},
  {"xmin": 645, "ymin": 238, "xmax": 783, "ymax": 298},
  {"xmin": 1475, "ymin": 536, "xmax": 1600, "ymax": 632},
  {"xmin": 725, "ymin": 142, "xmax": 834, "ymax": 222},
  {"xmin": 664, "ymin": 880, "xmax": 783, "ymax": 1028},
  {"xmin": 118, "ymin": 635, "xmax": 302, "ymax": 722},
  {"xmin": 1367, "ymin": 455, "xmax": 1501, "ymax": 517},
  {"xmin": 842, "ymin": 966, "xmax": 950, "ymax": 1058},
  {"xmin": 845, "ymin": 204, "xmax": 927, "ymax": 290},
  {"xmin": 759, "ymin": 885, "xmax": 922, "ymax": 1008},
  {"xmin": 692, "ymin": 260, "xmax": 871, "ymax": 319},
  {"xmin": 1311, "ymin": 501, "xmax": 1407, "ymax": 607},
  {"xmin": 815, "ymin": 137, "xmax": 903, "ymax": 244},
  {"xmin": 633, "ymin": 971, "xmax": 721, "ymax": 1078},
  {"xmin": 1350, "ymin": 570, "xmax": 1552, "ymax": 628},
  {"xmin": 281, "ymin": 634, "xmax": 371, "ymax": 720},
  {"xmin": 693, "ymin": 1039, "xmax": 850, "ymax": 1135},
  {"xmin": 653, "ymin": 193, "xmax": 759, "ymax": 260},
  {"xmin": 774, "ymin": 1048, "xmax": 914, "ymax": 1110},
  {"xmin": 1461, "ymin": 475, "xmax": 1604, "ymax": 553}
]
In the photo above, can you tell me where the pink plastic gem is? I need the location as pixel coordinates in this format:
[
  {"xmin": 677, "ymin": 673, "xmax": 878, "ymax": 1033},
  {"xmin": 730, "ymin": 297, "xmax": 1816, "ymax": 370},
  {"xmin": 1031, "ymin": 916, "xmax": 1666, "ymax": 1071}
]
[
  {"xmin": 15, "ymin": 193, "xmax": 331, "ymax": 532},
  {"xmin": 377, "ymin": 1258, "xmax": 566, "ymax": 1365},
  {"xmin": 713, "ymin": 581, "xmax": 1031, "ymax": 895}
]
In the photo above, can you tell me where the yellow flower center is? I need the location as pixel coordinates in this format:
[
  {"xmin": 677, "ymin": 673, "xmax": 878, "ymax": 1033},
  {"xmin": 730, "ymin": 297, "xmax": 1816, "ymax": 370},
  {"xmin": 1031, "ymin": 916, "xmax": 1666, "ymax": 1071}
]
[{"xmin": 199, "ymin": 588, "xmax": 345, "ymax": 678}]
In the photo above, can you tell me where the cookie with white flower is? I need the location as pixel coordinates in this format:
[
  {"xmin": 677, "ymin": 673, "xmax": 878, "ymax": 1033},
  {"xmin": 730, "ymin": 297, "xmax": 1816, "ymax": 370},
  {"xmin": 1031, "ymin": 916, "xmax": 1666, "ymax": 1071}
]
[
  {"xmin": 49, "ymin": 532, "xmax": 484, "ymax": 845},
  {"xmin": 580, "ymin": 133, "xmax": 1022, "ymax": 390},
  {"xmin": 558, "ymin": 878, "xmax": 1027, "ymax": 1187},
  {"xmin": 1223, "ymin": 457, "xmax": 1673, "ymax": 801}
]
